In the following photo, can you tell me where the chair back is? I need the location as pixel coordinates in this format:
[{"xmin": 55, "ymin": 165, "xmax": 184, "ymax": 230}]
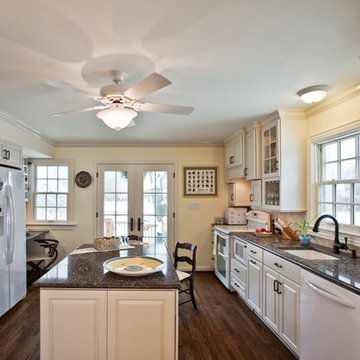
[{"xmin": 174, "ymin": 242, "xmax": 197, "ymax": 276}]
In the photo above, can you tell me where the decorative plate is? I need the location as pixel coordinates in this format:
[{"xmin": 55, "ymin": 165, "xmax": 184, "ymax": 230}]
[
  {"xmin": 75, "ymin": 171, "xmax": 92, "ymax": 188},
  {"xmin": 103, "ymin": 256, "xmax": 165, "ymax": 277}
]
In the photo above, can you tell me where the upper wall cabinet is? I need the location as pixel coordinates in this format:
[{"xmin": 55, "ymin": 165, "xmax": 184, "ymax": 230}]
[
  {"xmin": 262, "ymin": 120, "xmax": 279, "ymax": 178},
  {"xmin": 0, "ymin": 139, "xmax": 22, "ymax": 169},
  {"xmin": 225, "ymin": 129, "xmax": 246, "ymax": 182},
  {"xmin": 246, "ymin": 121, "xmax": 262, "ymax": 180},
  {"xmin": 261, "ymin": 110, "xmax": 307, "ymax": 211}
]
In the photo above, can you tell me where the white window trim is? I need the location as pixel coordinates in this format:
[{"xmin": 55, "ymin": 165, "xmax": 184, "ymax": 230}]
[
  {"xmin": 307, "ymin": 120, "xmax": 360, "ymax": 246},
  {"xmin": 27, "ymin": 159, "xmax": 75, "ymax": 226}
]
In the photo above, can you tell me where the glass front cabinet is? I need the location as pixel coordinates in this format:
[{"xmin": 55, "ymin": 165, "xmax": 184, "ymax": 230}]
[{"xmin": 262, "ymin": 120, "xmax": 279, "ymax": 178}]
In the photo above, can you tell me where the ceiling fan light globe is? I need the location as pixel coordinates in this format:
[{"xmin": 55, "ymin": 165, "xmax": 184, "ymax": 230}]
[{"xmin": 97, "ymin": 105, "xmax": 137, "ymax": 131}]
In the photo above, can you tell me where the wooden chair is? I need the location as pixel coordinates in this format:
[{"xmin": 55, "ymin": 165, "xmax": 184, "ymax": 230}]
[
  {"xmin": 26, "ymin": 239, "xmax": 59, "ymax": 273},
  {"xmin": 173, "ymin": 242, "xmax": 197, "ymax": 309}
]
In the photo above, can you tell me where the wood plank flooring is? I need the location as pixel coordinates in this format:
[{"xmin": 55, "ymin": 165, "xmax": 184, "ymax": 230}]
[{"xmin": 0, "ymin": 272, "xmax": 296, "ymax": 360}]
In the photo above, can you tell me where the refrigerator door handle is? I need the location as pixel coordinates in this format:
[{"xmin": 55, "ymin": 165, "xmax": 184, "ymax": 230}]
[
  {"xmin": 4, "ymin": 185, "xmax": 15, "ymax": 265},
  {"xmin": 307, "ymin": 280, "xmax": 355, "ymax": 308}
]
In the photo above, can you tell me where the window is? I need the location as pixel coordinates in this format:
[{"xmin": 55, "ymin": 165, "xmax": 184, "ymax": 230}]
[
  {"xmin": 317, "ymin": 132, "xmax": 360, "ymax": 226},
  {"xmin": 31, "ymin": 161, "xmax": 72, "ymax": 223}
]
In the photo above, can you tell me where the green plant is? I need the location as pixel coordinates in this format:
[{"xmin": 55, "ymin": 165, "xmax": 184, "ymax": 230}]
[{"xmin": 295, "ymin": 219, "xmax": 313, "ymax": 237}]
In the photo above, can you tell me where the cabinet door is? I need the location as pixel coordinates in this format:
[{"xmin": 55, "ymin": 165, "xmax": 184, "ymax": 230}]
[
  {"xmin": 108, "ymin": 290, "xmax": 177, "ymax": 360},
  {"xmin": 251, "ymin": 180, "xmax": 262, "ymax": 207},
  {"xmin": 278, "ymin": 275, "xmax": 300, "ymax": 355},
  {"xmin": 40, "ymin": 289, "xmax": 108, "ymax": 360},
  {"xmin": 262, "ymin": 266, "xmax": 279, "ymax": 333},
  {"xmin": 225, "ymin": 141, "xmax": 234, "ymax": 168},
  {"xmin": 262, "ymin": 121, "xmax": 279, "ymax": 178},
  {"xmin": 247, "ymin": 256, "xmax": 262, "ymax": 315},
  {"xmin": 5, "ymin": 142, "xmax": 22, "ymax": 168}
]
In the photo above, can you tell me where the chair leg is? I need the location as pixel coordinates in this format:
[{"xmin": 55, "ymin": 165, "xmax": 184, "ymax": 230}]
[{"xmin": 190, "ymin": 283, "xmax": 197, "ymax": 310}]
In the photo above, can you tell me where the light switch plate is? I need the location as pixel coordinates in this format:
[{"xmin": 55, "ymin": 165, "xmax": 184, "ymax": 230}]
[{"xmin": 188, "ymin": 203, "xmax": 200, "ymax": 210}]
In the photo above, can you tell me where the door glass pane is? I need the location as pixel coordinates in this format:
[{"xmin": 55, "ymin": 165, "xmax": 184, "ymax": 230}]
[
  {"xmin": 143, "ymin": 171, "xmax": 155, "ymax": 192},
  {"xmin": 270, "ymin": 126, "xmax": 276, "ymax": 142},
  {"xmin": 143, "ymin": 171, "xmax": 168, "ymax": 245},
  {"xmin": 103, "ymin": 171, "xmax": 129, "ymax": 236}
]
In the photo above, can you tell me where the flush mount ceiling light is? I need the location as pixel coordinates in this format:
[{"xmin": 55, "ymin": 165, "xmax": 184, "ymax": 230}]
[
  {"xmin": 96, "ymin": 102, "xmax": 137, "ymax": 131},
  {"xmin": 297, "ymin": 85, "xmax": 329, "ymax": 104}
]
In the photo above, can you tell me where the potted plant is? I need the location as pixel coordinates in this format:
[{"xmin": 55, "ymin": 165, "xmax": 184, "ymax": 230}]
[{"xmin": 294, "ymin": 218, "xmax": 313, "ymax": 246}]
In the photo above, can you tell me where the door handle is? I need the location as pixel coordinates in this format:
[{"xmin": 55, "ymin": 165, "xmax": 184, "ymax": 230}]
[
  {"xmin": 273, "ymin": 279, "xmax": 278, "ymax": 293},
  {"xmin": 137, "ymin": 217, "xmax": 141, "ymax": 231},
  {"xmin": 250, "ymin": 193, "xmax": 254, "ymax": 202},
  {"xmin": 307, "ymin": 281, "xmax": 355, "ymax": 308},
  {"xmin": 277, "ymin": 281, "xmax": 282, "ymax": 294},
  {"xmin": 130, "ymin": 217, "xmax": 134, "ymax": 232}
]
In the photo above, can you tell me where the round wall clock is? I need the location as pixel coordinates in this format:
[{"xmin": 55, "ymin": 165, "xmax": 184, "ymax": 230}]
[{"xmin": 75, "ymin": 171, "xmax": 92, "ymax": 188}]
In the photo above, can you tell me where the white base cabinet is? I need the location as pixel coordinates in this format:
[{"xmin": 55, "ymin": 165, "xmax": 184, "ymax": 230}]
[{"xmin": 40, "ymin": 288, "xmax": 178, "ymax": 360}]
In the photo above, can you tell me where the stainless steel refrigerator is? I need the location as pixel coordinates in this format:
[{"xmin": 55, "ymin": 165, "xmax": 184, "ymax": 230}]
[{"xmin": 0, "ymin": 164, "xmax": 26, "ymax": 317}]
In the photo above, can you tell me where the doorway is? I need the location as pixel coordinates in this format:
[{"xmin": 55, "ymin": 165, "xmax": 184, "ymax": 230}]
[{"xmin": 96, "ymin": 163, "xmax": 175, "ymax": 251}]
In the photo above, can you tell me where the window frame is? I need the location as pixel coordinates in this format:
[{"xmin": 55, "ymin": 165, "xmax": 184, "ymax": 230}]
[
  {"xmin": 308, "ymin": 123, "xmax": 360, "ymax": 244},
  {"xmin": 317, "ymin": 133, "xmax": 360, "ymax": 227},
  {"xmin": 28, "ymin": 159, "xmax": 75, "ymax": 225}
]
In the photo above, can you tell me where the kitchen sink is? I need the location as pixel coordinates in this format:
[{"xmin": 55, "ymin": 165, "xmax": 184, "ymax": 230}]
[{"xmin": 284, "ymin": 249, "xmax": 338, "ymax": 260}]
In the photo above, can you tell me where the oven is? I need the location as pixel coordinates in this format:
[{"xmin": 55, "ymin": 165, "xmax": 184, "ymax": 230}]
[{"xmin": 214, "ymin": 229, "xmax": 230, "ymax": 288}]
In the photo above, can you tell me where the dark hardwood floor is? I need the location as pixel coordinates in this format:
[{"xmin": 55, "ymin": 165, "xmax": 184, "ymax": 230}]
[{"xmin": 0, "ymin": 272, "xmax": 296, "ymax": 360}]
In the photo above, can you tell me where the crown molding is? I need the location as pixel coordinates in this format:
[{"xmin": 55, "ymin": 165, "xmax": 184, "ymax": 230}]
[
  {"xmin": 54, "ymin": 141, "xmax": 225, "ymax": 148},
  {"xmin": 305, "ymin": 82, "xmax": 360, "ymax": 118},
  {"xmin": 0, "ymin": 107, "xmax": 55, "ymax": 145}
]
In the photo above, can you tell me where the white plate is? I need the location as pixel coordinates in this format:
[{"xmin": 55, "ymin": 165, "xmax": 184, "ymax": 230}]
[{"xmin": 103, "ymin": 256, "xmax": 165, "ymax": 277}]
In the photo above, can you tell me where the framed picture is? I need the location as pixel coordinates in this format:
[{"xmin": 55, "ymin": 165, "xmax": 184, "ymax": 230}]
[{"xmin": 183, "ymin": 166, "xmax": 218, "ymax": 197}]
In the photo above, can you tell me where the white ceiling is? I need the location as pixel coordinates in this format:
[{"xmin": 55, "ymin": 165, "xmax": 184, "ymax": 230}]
[{"xmin": 1, "ymin": 0, "xmax": 360, "ymax": 145}]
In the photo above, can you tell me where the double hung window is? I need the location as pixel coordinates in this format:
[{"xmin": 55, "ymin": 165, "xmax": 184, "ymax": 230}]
[
  {"xmin": 317, "ymin": 132, "xmax": 360, "ymax": 226},
  {"xmin": 31, "ymin": 161, "xmax": 72, "ymax": 223}
]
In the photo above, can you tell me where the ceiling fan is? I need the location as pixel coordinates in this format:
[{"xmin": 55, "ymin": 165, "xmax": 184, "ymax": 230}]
[{"xmin": 44, "ymin": 71, "xmax": 194, "ymax": 131}]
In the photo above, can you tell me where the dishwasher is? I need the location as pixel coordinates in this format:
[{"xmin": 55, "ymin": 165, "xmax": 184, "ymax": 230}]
[{"xmin": 300, "ymin": 269, "xmax": 360, "ymax": 360}]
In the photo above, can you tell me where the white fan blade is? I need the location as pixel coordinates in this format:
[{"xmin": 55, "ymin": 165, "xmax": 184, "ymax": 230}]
[
  {"xmin": 128, "ymin": 119, "xmax": 136, "ymax": 128},
  {"xmin": 134, "ymin": 102, "xmax": 194, "ymax": 115},
  {"xmin": 51, "ymin": 105, "xmax": 109, "ymax": 116},
  {"xmin": 44, "ymin": 79, "xmax": 100, "ymax": 99},
  {"xmin": 124, "ymin": 73, "xmax": 171, "ymax": 100}
]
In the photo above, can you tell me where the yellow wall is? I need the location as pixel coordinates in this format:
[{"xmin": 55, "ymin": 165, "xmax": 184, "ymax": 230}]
[
  {"xmin": 306, "ymin": 88, "xmax": 360, "ymax": 138},
  {"xmin": 28, "ymin": 146, "xmax": 228, "ymax": 270}
]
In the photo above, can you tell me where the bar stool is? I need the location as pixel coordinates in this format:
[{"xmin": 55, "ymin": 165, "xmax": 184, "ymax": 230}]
[{"xmin": 26, "ymin": 239, "xmax": 59, "ymax": 273}]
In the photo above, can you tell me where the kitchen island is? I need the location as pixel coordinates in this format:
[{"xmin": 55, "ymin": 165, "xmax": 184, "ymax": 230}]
[{"xmin": 35, "ymin": 242, "xmax": 181, "ymax": 360}]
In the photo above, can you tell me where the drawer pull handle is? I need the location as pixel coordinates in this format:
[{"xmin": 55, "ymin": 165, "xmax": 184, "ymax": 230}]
[
  {"xmin": 274, "ymin": 262, "xmax": 283, "ymax": 268},
  {"xmin": 250, "ymin": 259, "xmax": 256, "ymax": 265},
  {"xmin": 234, "ymin": 268, "xmax": 240, "ymax": 273},
  {"xmin": 250, "ymin": 250, "xmax": 257, "ymax": 254}
]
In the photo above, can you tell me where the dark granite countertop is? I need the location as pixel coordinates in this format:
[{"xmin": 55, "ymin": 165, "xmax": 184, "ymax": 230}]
[
  {"xmin": 232, "ymin": 232, "xmax": 360, "ymax": 295},
  {"xmin": 26, "ymin": 231, "xmax": 49, "ymax": 241},
  {"xmin": 34, "ymin": 242, "xmax": 181, "ymax": 290}
]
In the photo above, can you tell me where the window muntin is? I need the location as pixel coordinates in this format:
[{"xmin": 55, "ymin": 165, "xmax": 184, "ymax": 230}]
[
  {"xmin": 34, "ymin": 165, "xmax": 69, "ymax": 222},
  {"xmin": 318, "ymin": 133, "xmax": 360, "ymax": 226}
]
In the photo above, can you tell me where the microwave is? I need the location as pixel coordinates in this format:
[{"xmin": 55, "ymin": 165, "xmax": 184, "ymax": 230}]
[{"xmin": 225, "ymin": 207, "xmax": 247, "ymax": 225}]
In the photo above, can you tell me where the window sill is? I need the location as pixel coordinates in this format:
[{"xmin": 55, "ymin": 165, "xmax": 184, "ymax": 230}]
[{"xmin": 26, "ymin": 222, "xmax": 77, "ymax": 230}]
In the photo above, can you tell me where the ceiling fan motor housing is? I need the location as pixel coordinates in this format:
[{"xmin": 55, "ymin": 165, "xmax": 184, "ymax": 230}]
[{"xmin": 100, "ymin": 84, "xmax": 126, "ymax": 101}]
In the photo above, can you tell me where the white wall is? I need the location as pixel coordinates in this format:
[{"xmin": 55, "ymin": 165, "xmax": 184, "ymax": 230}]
[{"xmin": 28, "ymin": 145, "xmax": 228, "ymax": 270}]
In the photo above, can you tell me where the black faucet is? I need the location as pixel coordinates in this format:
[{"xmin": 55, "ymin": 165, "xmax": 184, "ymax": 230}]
[{"xmin": 312, "ymin": 214, "xmax": 356, "ymax": 258}]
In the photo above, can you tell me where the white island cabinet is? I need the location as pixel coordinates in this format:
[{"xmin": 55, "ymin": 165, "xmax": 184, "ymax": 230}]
[
  {"xmin": 37, "ymin": 243, "xmax": 180, "ymax": 360},
  {"xmin": 41, "ymin": 288, "xmax": 177, "ymax": 360}
]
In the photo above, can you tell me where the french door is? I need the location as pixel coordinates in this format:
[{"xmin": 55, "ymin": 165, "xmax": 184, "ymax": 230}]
[{"xmin": 96, "ymin": 163, "xmax": 175, "ymax": 250}]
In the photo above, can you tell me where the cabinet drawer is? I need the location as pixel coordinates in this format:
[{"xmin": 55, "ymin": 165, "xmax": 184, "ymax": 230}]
[
  {"xmin": 231, "ymin": 258, "xmax": 247, "ymax": 286},
  {"xmin": 231, "ymin": 273, "xmax": 246, "ymax": 299},
  {"xmin": 263, "ymin": 251, "xmax": 300, "ymax": 284},
  {"xmin": 247, "ymin": 243, "xmax": 263, "ymax": 262}
]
